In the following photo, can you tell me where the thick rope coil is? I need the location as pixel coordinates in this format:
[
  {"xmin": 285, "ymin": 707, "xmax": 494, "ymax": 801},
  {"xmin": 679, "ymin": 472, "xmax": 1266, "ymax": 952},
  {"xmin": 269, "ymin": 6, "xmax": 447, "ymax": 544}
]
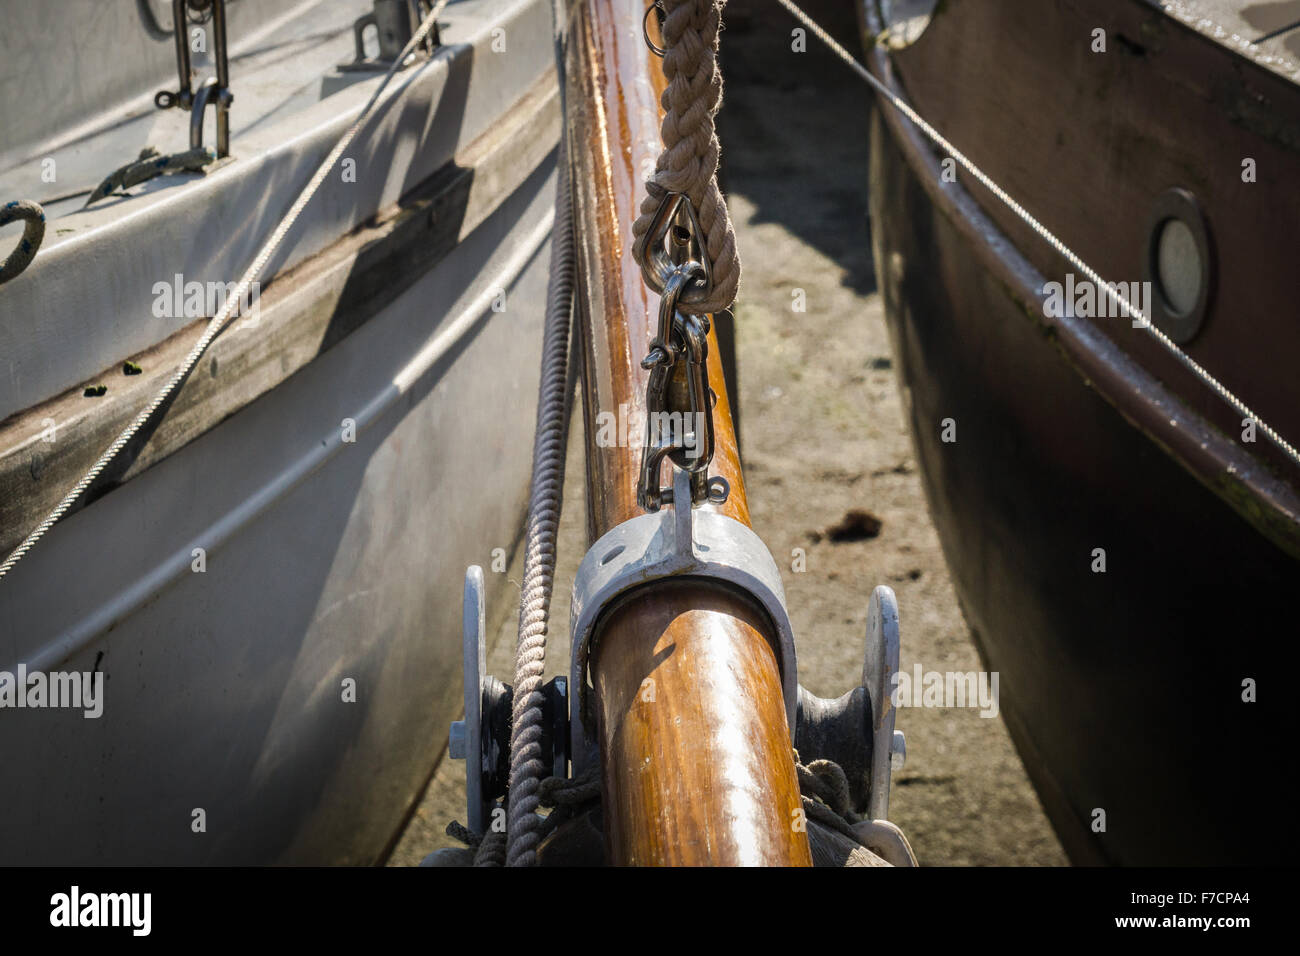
[
  {"xmin": 798, "ymin": 756, "xmax": 854, "ymax": 818},
  {"xmin": 631, "ymin": 0, "xmax": 741, "ymax": 314},
  {"xmin": 795, "ymin": 750, "xmax": 918, "ymax": 865},
  {"xmin": 442, "ymin": 817, "xmax": 508, "ymax": 867},
  {"xmin": 442, "ymin": 820, "xmax": 505, "ymax": 867},
  {"xmin": 473, "ymin": 828, "xmax": 508, "ymax": 867},
  {"xmin": 796, "ymin": 752, "xmax": 863, "ymax": 844},
  {"xmin": 538, "ymin": 764, "xmax": 602, "ymax": 808},
  {"xmin": 444, "ymin": 764, "xmax": 600, "ymax": 867},
  {"xmin": 503, "ymin": 136, "xmax": 577, "ymax": 868},
  {"xmin": 534, "ymin": 764, "xmax": 603, "ymax": 849},
  {"xmin": 444, "ymin": 756, "xmax": 900, "ymax": 866},
  {"xmin": 0, "ymin": 200, "xmax": 45, "ymax": 284}
]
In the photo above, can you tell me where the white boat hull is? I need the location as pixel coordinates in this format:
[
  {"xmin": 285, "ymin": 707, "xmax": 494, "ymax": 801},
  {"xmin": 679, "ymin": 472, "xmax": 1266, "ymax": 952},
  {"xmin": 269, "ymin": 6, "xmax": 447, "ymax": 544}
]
[{"xmin": 0, "ymin": 0, "xmax": 559, "ymax": 863}]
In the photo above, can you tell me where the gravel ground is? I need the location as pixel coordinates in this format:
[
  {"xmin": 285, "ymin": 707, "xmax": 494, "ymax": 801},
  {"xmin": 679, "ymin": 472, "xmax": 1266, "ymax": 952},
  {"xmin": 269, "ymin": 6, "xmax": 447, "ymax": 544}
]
[{"xmin": 388, "ymin": 0, "xmax": 1066, "ymax": 867}]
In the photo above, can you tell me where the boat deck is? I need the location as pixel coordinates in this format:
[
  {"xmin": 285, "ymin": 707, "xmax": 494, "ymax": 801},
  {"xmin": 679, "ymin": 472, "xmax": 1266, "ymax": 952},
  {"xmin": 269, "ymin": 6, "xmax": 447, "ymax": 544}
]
[{"xmin": 0, "ymin": 0, "xmax": 549, "ymax": 425}]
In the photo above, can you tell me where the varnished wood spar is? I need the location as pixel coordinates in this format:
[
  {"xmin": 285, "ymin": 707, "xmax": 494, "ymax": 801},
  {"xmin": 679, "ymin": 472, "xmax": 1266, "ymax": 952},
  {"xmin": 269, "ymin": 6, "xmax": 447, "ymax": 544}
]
[
  {"xmin": 564, "ymin": 0, "xmax": 811, "ymax": 865},
  {"xmin": 592, "ymin": 581, "xmax": 806, "ymax": 865}
]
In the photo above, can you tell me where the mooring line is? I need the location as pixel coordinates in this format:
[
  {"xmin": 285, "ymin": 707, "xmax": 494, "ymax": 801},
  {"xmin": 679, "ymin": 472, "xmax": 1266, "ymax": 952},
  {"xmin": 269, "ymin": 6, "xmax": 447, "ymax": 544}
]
[{"xmin": 773, "ymin": 0, "xmax": 1300, "ymax": 471}]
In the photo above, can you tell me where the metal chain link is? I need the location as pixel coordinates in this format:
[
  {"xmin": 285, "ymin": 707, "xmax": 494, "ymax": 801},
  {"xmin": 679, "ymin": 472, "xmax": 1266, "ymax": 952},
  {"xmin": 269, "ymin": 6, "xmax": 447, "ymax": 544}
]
[{"xmin": 634, "ymin": 193, "xmax": 730, "ymax": 511}]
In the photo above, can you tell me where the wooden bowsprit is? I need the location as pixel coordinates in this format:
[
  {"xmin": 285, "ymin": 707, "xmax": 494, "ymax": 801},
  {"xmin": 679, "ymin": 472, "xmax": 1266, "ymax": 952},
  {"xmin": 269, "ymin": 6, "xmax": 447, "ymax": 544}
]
[
  {"xmin": 441, "ymin": 0, "xmax": 914, "ymax": 868},
  {"xmin": 555, "ymin": 0, "xmax": 810, "ymax": 867}
]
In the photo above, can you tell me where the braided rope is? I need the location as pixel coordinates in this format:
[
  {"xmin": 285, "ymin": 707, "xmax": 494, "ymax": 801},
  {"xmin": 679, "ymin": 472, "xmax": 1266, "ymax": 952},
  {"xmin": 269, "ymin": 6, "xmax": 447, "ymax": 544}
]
[
  {"xmin": 538, "ymin": 763, "xmax": 602, "ymax": 808},
  {"xmin": 85, "ymin": 146, "xmax": 215, "ymax": 207},
  {"xmin": 445, "ymin": 764, "xmax": 600, "ymax": 867},
  {"xmin": 631, "ymin": 0, "xmax": 741, "ymax": 314},
  {"xmin": 0, "ymin": 200, "xmax": 45, "ymax": 284},
  {"xmin": 504, "ymin": 137, "xmax": 576, "ymax": 867},
  {"xmin": 796, "ymin": 753, "xmax": 863, "ymax": 844},
  {"xmin": 0, "ymin": 0, "xmax": 449, "ymax": 583},
  {"xmin": 473, "ymin": 828, "xmax": 508, "ymax": 867},
  {"xmin": 448, "ymin": 754, "xmax": 881, "ymax": 865}
]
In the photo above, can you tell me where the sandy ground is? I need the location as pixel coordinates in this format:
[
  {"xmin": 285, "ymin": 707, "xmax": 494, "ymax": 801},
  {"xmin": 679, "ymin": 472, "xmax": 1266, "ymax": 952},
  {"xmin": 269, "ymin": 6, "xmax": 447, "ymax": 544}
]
[{"xmin": 388, "ymin": 0, "xmax": 1066, "ymax": 867}]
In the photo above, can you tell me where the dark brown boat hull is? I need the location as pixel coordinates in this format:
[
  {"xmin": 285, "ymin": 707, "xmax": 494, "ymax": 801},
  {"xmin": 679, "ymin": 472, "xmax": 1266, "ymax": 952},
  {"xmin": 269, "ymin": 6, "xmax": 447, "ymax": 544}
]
[{"xmin": 865, "ymin": 0, "xmax": 1300, "ymax": 864}]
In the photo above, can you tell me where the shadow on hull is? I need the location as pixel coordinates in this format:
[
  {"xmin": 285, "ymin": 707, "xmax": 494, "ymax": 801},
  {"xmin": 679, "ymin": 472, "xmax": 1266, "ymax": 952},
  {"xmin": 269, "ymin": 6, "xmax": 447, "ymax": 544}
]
[{"xmin": 865, "ymin": 0, "xmax": 1300, "ymax": 865}]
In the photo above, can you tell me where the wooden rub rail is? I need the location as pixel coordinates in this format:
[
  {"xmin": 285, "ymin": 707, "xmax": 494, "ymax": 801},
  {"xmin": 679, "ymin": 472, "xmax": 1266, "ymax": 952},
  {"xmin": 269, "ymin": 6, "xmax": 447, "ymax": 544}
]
[
  {"xmin": 563, "ymin": 0, "xmax": 812, "ymax": 866},
  {"xmin": 0, "ymin": 72, "xmax": 561, "ymax": 560}
]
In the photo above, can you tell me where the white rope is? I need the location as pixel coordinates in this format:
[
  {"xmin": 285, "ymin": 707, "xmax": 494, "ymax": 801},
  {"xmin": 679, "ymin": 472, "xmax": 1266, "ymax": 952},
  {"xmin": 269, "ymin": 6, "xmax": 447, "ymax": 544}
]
[
  {"xmin": 774, "ymin": 0, "xmax": 1300, "ymax": 471},
  {"xmin": 503, "ymin": 135, "xmax": 575, "ymax": 868},
  {"xmin": 0, "ymin": 0, "xmax": 450, "ymax": 582},
  {"xmin": 501, "ymin": 0, "xmax": 578, "ymax": 869}
]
